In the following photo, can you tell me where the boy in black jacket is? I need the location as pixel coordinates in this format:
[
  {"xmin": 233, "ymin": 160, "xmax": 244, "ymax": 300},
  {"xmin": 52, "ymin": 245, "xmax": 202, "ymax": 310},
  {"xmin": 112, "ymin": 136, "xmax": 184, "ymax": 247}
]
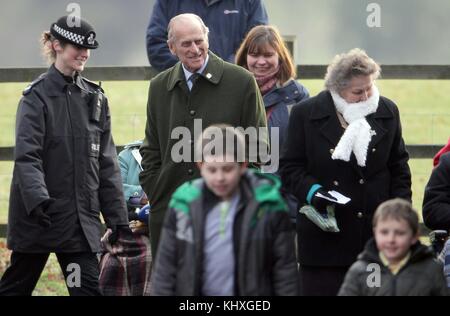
[{"xmin": 339, "ymin": 198, "xmax": 448, "ymax": 296}]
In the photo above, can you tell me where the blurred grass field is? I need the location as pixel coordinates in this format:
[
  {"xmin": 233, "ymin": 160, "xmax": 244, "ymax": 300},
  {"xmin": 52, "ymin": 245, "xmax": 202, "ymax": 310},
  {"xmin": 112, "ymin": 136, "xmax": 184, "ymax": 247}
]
[
  {"xmin": 0, "ymin": 79, "xmax": 449, "ymax": 295},
  {"xmin": 1, "ymin": 79, "xmax": 450, "ymax": 224}
]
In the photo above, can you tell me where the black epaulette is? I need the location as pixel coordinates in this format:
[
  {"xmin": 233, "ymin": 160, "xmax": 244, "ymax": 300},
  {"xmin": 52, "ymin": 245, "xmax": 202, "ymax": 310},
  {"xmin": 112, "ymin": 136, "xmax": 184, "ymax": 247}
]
[
  {"xmin": 82, "ymin": 77, "xmax": 104, "ymax": 93},
  {"xmin": 22, "ymin": 73, "xmax": 47, "ymax": 96}
]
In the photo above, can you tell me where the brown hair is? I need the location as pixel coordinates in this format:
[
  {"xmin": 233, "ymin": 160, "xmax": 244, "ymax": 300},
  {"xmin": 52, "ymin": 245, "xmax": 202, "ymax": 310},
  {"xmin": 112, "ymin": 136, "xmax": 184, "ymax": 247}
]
[
  {"xmin": 235, "ymin": 25, "xmax": 296, "ymax": 84},
  {"xmin": 372, "ymin": 198, "xmax": 419, "ymax": 236}
]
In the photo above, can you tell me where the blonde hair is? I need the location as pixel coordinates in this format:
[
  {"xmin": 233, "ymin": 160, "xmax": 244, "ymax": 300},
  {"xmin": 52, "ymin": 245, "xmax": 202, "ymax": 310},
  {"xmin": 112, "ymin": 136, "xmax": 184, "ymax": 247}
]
[
  {"xmin": 235, "ymin": 25, "xmax": 296, "ymax": 84},
  {"xmin": 324, "ymin": 48, "xmax": 381, "ymax": 93},
  {"xmin": 40, "ymin": 31, "xmax": 57, "ymax": 64},
  {"xmin": 373, "ymin": 198, "xmax": 419, "ymax": 236}
]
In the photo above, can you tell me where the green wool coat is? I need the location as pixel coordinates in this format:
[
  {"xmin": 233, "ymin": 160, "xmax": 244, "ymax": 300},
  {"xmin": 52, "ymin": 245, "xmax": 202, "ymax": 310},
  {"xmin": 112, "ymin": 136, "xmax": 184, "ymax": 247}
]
[{"xmin": 139, "ymin": 52, "xmax": 267, "ymax": 255}]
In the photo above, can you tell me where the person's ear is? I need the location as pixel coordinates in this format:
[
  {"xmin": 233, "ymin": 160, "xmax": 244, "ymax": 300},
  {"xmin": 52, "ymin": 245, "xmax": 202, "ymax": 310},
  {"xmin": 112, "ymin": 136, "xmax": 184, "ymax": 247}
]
[
  {"xmin": 168, "ymin": 40, "xmax": 177, "ymax": 56},
  {"xmin": 196, "ymin": 162, "xmax": 203, "ymax": 170},
  {"xmin": 411, "ymin": 232, "xmax": 419, "ymax": 245},
  {"xmin": 52, "ymin": 40, "xmax": 64, "ymax": 53}
]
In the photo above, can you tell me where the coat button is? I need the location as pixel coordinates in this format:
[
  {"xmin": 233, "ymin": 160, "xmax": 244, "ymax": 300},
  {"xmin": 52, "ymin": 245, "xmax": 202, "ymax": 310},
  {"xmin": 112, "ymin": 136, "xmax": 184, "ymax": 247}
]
[
  {"xmin": 190, "ymin": 110, "xmax": 196, "ymax": 116},
  {"xmin": 188, "ymin": 169, "xmax": 194, "ymax": 175},
  {"xmin": 333, "ymin": 181, "xmax": 339, "ymax": 186},
  {"xmin": 330, "ymin": 149, "xmax": 335, "ymax": 154},
  {"xmin": 359, "ymin": 179, "xmax": 365, "ymax": 185},
  {"xmin": 357, "ymin": 212, "xmax": 364, "ymax": 219}
]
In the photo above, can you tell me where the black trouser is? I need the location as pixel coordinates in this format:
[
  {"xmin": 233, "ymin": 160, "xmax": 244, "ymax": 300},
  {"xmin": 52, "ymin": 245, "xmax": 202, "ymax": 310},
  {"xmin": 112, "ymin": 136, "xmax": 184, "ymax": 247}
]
[
  {"xmin": 298, "ymin": 265, "xmax": 350, "ymax": 296},
  {"xmin": 0, "ymin": 251, "xmax": 101, "ymax": 296}
]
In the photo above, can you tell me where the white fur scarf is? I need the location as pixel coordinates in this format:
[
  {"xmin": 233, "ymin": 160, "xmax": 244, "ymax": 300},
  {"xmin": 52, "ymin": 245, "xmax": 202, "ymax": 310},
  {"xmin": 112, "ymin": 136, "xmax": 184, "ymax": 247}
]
[{"xmin": 330, "ymin": 85, "xmax": 380, "ymax": 167}]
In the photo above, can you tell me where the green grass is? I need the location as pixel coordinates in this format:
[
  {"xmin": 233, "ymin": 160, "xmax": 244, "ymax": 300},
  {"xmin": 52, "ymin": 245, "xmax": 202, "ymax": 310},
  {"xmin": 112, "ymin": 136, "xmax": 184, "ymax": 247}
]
[
  {"xmin": 0, "ymin": 79, "xmax": 448, "ymax": 295},
  {"xmin": 1, "ymin": 80, "xmax": 450, "ymax": 223},
  {"xmin": 0, "ymin": 239, "xmax": 69, "ymax": 296}
]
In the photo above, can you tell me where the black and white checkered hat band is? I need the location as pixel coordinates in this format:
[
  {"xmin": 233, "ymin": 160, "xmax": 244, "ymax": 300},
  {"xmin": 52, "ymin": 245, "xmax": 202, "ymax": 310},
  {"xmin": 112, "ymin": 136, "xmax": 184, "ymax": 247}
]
[{"xmin": 53, "ymin": 24, "xmax": 85, "ymax": 45}]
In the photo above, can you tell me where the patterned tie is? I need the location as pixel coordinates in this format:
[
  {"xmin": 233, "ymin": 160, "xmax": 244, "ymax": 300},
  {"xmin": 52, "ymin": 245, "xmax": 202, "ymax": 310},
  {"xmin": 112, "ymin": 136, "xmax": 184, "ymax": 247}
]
[{"xmin": 188, "ymin": 73, "xmax": 200, "ymax": 91}]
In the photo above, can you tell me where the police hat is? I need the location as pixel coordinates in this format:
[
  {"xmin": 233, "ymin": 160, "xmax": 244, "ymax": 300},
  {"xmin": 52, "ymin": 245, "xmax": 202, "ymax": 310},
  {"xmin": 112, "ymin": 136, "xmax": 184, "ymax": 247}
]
[{"xmin": 50, "ymin": 16, "xmax": 99, "ymax": 49}]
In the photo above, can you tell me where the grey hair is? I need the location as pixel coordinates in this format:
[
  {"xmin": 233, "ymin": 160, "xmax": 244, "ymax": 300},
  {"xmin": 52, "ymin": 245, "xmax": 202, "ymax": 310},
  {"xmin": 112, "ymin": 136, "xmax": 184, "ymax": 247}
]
[
  {"xmin": 167, "ymin": 13, "xmax": 210, "ymax": 44},
  {"xmin": 324, "ymin": 48, "xmax": 381, "ymax": 93}
]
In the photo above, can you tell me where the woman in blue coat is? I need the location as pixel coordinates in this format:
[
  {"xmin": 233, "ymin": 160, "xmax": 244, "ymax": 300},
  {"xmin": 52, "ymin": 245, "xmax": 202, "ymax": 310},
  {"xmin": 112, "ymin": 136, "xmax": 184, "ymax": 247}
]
[
  {"xmin": 236, "ymin": 25, "xmax": 309, "ymax": 156},
  {"xmin": 118, "ymin": 140, "xmax": 148, "ymax": 210},
  {"xmin": 235, "ymin": 25, "xmax": 309, "ymax": 218}
]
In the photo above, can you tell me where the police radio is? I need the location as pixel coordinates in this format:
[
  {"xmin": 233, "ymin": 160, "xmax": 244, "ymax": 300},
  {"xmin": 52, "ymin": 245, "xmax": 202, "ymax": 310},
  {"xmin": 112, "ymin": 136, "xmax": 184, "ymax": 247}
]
[{"xmin": 90, "ymin": 83, "xmax": 103, "ymax": 123}]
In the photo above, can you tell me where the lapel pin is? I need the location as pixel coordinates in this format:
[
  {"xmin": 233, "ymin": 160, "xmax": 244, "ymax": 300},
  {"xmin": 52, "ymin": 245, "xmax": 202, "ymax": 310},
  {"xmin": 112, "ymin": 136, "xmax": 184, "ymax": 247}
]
[{"xmin": 206, "ymin": 73, "xmax": 212, "ymax": 79}]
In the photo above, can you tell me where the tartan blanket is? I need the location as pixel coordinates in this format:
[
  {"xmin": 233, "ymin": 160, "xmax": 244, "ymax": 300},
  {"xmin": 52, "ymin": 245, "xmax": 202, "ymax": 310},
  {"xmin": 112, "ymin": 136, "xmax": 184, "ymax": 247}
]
[
  {"xmin": 99, "ymin": 227, "xmax": 152, "ymax": 296},
  {"xmin": 444, "ymin": 240, "xmax": 450, "ymax": 288}
]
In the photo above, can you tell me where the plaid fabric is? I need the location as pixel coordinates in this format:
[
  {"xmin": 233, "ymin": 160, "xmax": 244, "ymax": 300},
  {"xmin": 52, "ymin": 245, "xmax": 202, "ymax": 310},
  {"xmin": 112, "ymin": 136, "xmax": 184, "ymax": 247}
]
[
  {"xmin": 444, "ymin": 240, "xmax": 450, "ymax": 287},
  {"xmin": 99, "ymin": 229, "xmax": 152, "ymax": 296}
]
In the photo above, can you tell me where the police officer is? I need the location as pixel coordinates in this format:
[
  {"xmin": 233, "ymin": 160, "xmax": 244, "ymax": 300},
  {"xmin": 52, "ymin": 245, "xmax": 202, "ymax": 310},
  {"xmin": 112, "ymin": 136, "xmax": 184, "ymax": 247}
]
[{"xmin": 0, "ymin": 16, "xmax": 129, "ymax": 296}]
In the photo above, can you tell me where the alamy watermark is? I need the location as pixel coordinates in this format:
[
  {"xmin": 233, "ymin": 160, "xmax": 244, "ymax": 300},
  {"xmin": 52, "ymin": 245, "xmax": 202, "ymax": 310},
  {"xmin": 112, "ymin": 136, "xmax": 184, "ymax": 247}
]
[
  {"xmin": 367, "ymin": 3, "xmax": 381, "ymax": 28},
  {"xmin": 366, "ymin": 263, "xmax": 381, "ymax": 288},
  {"xmin": 66, "ymin": 3, "xmax": 81, "ymax": 27},
  {"xmin": 66, "ymin": 263, "xmax": 81, "ymax": 288},
  {"xmin": 170, "ymin": 119, "xmax": 280, "ymax": 173}
]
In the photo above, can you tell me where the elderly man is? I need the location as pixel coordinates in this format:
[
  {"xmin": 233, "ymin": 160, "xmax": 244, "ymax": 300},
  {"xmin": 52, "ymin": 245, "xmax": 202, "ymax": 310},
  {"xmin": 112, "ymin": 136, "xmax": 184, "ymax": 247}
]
[
  {"xmin": 140, "ymin": 13, "xmax": 267, "ymax": 256},
  {"xmin": 146, "ymin": 0, "xmax": 268, "ymax": 71}
]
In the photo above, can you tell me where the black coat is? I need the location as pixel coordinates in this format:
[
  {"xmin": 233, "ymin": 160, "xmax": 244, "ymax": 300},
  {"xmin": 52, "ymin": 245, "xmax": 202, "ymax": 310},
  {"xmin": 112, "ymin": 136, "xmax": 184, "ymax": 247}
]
[
  {"xmin": 7, "ymin": 65, "xmax": 128, "ymax": 253},
  {"xmin": 338, "ymin": 239, "xmax": 448, "ymax": 296},
  {"xmin": 423, "ymin": 152, "xmax": 450, "ymax": 231},
  {"xmin": 279, "ymin": 90, "xmax": 412, "ymax": 266}
]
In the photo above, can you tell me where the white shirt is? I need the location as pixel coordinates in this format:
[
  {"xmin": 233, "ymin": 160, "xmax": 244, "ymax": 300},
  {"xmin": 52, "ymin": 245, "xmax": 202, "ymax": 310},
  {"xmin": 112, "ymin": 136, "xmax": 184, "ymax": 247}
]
[{"xmin": 182, "ymin": 54, "xmax": 210, "ymax": 90}]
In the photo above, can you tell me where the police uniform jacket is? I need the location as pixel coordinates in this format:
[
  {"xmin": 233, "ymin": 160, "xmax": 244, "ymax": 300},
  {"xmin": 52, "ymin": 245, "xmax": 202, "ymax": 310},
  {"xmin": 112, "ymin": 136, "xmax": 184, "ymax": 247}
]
[{"xmin": 7, "ymin": 64, "xmax": 128, "ymax": 253}]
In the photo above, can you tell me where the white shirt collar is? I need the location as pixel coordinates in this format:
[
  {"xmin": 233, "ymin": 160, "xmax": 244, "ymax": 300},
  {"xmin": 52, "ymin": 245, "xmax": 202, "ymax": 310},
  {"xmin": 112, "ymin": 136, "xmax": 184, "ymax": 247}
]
[{"xmin": 182, "ymin": 54, "xmax": 210, "ymax": 82}]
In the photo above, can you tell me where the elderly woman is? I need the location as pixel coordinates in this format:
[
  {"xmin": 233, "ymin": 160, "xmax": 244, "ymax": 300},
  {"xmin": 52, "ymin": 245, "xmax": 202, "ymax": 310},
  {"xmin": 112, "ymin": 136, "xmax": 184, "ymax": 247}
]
[
  {"xmin": 280, "ymin": 48, "xmax": 412, "ymax": 296},
  {"xmin": 235, "ymin": 25, "xmax": 309, "ymax": 156}
]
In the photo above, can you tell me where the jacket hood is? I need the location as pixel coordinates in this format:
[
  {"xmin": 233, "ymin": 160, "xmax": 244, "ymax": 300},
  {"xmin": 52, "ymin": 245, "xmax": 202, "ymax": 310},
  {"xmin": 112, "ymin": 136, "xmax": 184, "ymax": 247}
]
[
  {"xmin": 359, "ymin": 238, "xmax": 436, "ymax": 265},
  {"xmin": 169, "ymin": 169, "xmax": 288, "ymax": 214}
]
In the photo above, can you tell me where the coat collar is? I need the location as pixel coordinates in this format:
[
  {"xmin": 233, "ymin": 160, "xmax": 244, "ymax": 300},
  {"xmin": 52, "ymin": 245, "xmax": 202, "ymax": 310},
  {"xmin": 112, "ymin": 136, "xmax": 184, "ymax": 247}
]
[
  {"xmin": 263, "ymin": 79, "xmax": 306, "ymax": 108},
  {"xmin": 45, "ymin": 64, "xmax": 88, "ymax": 96},
  {"xmin": 167, "ymin": 51, "xmax": 224, "ymax": 91}
]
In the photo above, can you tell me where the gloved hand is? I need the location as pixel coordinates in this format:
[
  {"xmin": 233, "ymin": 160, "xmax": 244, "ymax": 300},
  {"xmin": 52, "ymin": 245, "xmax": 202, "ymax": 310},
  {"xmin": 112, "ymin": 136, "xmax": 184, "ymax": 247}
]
[
  {"xmin": 107, "ymin": 224, "xmax": 132, "ymax": 245},
  {"xmin": 31, "ymin": 201, "xmax": 52, "ymax": 228},
  {"xmin": 136, "ymin": 204, "xmax": 150, "ymax": 223},
  {"xmin": 311, "ymin": 188, "xmax": 338, "ymax": 214}
]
